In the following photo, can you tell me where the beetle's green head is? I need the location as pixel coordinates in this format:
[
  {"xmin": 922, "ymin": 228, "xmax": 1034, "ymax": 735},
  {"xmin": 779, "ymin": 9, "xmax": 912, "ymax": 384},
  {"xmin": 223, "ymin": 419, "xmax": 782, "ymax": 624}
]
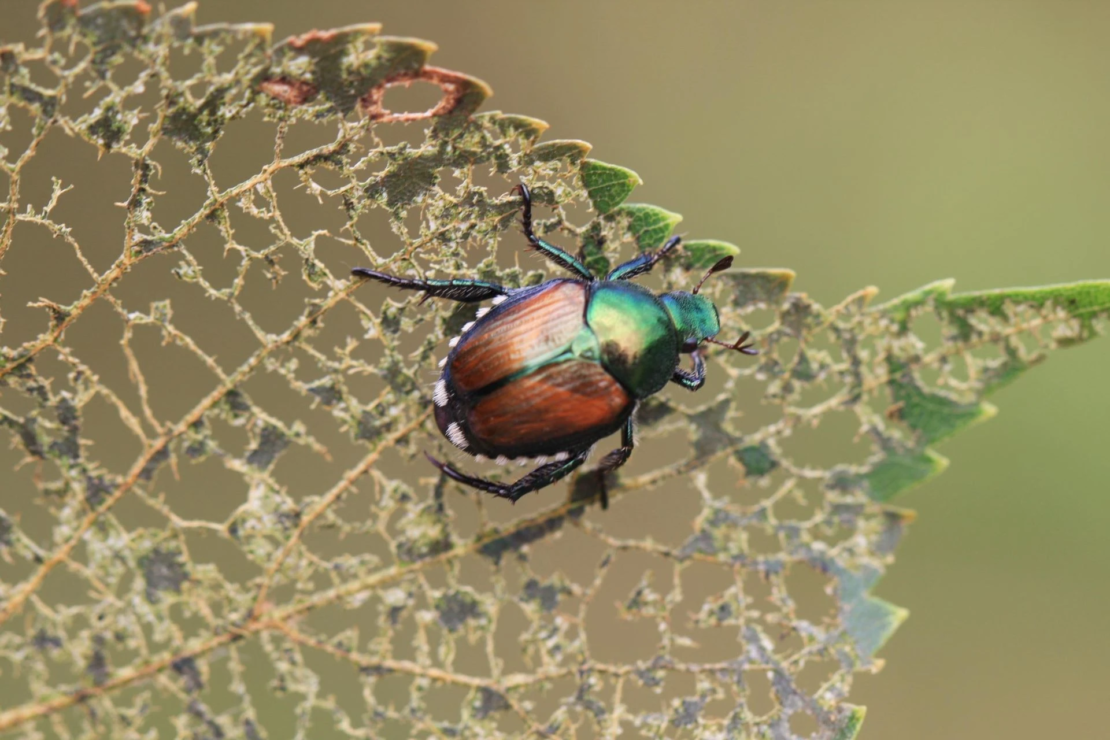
[
  {"xmin": 661, "ymin": 291, "xmax": 720, "ymax": 350},
  {"xmin": 662, "ymin": 256, "xmax": 760, "ymax": 356}
]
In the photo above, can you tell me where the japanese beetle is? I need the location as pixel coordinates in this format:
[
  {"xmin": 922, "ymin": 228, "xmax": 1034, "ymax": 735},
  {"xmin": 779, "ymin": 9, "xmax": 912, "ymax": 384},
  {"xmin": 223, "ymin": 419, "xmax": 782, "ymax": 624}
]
[{"xmin": 352, "ymin": 184, "xmax": 756, "ymax": 508}]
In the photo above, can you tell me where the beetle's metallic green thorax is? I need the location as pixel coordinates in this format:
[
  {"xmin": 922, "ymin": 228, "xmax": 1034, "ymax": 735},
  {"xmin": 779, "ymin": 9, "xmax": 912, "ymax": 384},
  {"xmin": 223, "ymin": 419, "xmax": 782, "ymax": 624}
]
[
  {"xmin": 586, "ymin": 281, "xmax": 679, "ymax": 398},
  {"xmin": 660, "ymin": 291, "xmax": 721, "ymax": 350}
]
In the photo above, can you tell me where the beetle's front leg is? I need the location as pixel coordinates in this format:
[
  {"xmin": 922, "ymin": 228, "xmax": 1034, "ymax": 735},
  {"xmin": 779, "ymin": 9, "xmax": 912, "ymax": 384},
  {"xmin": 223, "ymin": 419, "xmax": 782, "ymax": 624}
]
[
  {"xmin": 670, "ymin": 350, "xmax": 706, "ymax": 391},
  {"xmin": 513, "ymin": 183, "xmax": 595, "ymax": 280},
  {"xmin": 351, "ymin": 268, "xmax": 508, "ymax": 303},
  {"xmin": 607, "ymin": 235, "xmax": 683, "ymax": 281},
  {"xmin": 592, "ymin": 416, "xmax": 636, "ymax": 509},
  {"xmin": 426, "ymin": 448, "xmax": 591, "ymax": 503}
]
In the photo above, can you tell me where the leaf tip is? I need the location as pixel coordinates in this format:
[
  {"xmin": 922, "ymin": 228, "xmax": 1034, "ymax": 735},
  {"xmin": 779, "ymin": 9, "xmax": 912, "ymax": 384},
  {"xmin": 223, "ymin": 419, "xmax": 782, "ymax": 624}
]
[
  {"xmin": 833, "ymin": 705, "xmax": 868, "ymax": 740},
  {"xmin": 580, "ymin": 159, "xmax": 642, "ymax": 214}
]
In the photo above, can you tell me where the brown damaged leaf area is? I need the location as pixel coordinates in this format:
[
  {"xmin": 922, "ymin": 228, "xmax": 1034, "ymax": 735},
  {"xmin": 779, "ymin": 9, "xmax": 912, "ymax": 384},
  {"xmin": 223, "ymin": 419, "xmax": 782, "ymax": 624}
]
[
  {"xmin": 258, "ymin": 76, "xmax": 318, "ymax": 106},
  {"xmin": 285, "ymin": 28, "xmax": 341, "ymax": 49},
  {"xmin": 260, "ymin": 64, "xmax": 493, "ymax": 123},
  {"xmin": 360, "ymin": 66, "xmax": 494, "ymax": 123}
]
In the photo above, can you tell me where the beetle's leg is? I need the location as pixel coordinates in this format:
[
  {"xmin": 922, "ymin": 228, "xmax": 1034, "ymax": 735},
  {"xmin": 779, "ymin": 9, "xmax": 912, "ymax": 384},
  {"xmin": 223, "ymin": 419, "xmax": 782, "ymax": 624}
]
[
  {"xmin": 670, "ymin": 350, "xmax": 706, "ymax": 391},
  {"xmin": 592, "ymin": 416, "xmax": 635, "ymax": 509},
  {"xmin": 351, "ymin": 268, "xmax": 508, "ymax": 303},
  {"xmin": 606, "ymin": 236, "xmax": 683, "ymax": 281},
  {"xmin": 426, "ymin": 448, "xmax": 591, "ymax": 503},
  {"xmin": 513, "ymin": 183, "xmax": 594, "ymax": 281}
]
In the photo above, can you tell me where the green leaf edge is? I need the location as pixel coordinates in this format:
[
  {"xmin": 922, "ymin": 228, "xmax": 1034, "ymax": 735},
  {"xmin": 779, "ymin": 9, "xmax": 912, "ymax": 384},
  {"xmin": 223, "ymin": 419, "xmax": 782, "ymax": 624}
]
[
  {"xmin": 837, "ymin": 278, "xmax": 1110, "ymax": 674},
  {"xmin": 833, "ymin": 705, "xmax": 868, "ymax": 740},
  {"xmin": 580, "ymin": 159, "xmax": 642, "ymax": 214},
  {"xmin": 681, "ymin": 239, "xmax": 741, "ymax": 270},
  {"xmin": 845, "ymin": 593, "xmax": 910, "ymax": 660},
  {"xmin": 865, "ymin": 278, "xmax": 1110, "ymax": 502},
  {"xmin": 606, "ymin": 203, "xmax": 683, "ymax": 251}
]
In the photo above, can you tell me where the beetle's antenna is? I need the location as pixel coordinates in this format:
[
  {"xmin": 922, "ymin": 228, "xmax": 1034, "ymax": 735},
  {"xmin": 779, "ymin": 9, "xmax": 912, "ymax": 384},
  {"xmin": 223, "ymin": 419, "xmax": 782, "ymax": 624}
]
[
  {"xmin": 704, "ymin": 330, "xmax": 758, "ymax": 355},
  {"xmin": 692, "ymin": 256, "xmax": 734, "ymax": 294}
]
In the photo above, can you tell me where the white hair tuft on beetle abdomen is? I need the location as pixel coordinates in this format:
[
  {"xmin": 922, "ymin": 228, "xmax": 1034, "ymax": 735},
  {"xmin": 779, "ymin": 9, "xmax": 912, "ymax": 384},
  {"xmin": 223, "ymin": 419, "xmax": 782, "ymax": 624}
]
[{"xmin": 445, "ymin": 422, "xmax": 467, "ymax": 449}]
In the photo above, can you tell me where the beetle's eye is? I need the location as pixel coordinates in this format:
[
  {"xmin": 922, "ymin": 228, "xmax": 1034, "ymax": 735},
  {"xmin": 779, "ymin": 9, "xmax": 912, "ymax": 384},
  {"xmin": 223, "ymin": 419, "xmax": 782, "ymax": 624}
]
[{"xmin": 682, "ymin": 339, "xmax": 700, "ymax": 353}]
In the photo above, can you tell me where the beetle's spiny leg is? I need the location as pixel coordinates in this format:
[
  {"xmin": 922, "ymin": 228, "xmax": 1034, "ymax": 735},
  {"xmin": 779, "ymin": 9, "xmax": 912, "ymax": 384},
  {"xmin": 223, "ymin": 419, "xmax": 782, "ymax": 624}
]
[
  {"xmin": 351, "ymin": 268, "xmax": 508, "ymax": 303},
  {"xmin": 607, "ymin": 235, "xmax": 683, "ymax": 281},
  {"xmin": 511, "ymin": 182, "xmax": 594, "ymax": 280},
  {"xmin": 426, "ymin": 449, "xmax": 590, "ymax": 503},
  {"xmin": 513, "ymin": 182, "xmax": 534, "ymax": 236},
  {"xmin": 591, "ymin": 417, "xmax": 636, "ymax": 509}
]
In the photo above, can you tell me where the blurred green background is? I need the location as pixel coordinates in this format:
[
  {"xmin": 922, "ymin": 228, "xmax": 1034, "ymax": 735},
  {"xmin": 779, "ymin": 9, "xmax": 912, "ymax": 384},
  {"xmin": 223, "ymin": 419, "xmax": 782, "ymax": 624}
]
[{"xmin": 5, "ymin": 1, "xmax": 1110, "ymax": 737}]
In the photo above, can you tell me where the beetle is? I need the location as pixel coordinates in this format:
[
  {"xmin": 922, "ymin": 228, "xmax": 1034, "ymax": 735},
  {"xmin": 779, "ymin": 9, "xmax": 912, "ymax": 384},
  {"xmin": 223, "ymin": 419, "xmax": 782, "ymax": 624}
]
[{"xmin": 351, "ymin": 184, "xmax": 757, "ymax": 509}]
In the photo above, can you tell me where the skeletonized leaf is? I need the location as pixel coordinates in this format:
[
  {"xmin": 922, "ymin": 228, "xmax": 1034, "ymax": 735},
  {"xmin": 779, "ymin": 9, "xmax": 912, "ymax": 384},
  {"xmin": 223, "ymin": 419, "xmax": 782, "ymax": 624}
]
[{"xmin": 0, "ymin": 4, "xmax": 1105, "ymax": 740}]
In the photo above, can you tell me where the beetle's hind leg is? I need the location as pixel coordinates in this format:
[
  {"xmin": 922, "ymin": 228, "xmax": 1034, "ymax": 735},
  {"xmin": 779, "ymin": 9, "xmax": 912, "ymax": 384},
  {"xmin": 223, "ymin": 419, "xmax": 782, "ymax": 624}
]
[
  {"xmin": 512, "ymin": 183, "xmax": 595, "ymax": 281},
  {"xmin": 351, "ymin": 268, "xmax": 508, "ymax": 304},
  {"xmin": 426, "ymin": 448, "xmax": 591, "ymax": 503},
  {"xmin": 591, "ymin": 416, "xmax": 636, "ymax": 509}
]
